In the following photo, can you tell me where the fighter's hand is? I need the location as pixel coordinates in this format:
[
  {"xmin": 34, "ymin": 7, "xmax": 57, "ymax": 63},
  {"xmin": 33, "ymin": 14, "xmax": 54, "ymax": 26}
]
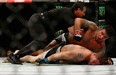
[
  {"xmin": 35, "ymin": 58, "xmax": 49, "ymax": 65},
  {"xmin": 74, "ymin": 29, "xmax": 84, "ymax": 41}
]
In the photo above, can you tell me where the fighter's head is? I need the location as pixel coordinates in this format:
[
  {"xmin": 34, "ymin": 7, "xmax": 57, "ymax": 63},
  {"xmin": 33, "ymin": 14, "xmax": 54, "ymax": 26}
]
[
  {"xmin": 88, "ymin": 53, "xmax": 100, "ymax": 65},
  {"xmin": 88, "ymin": 53, "xmax": 114, "ymax": 65},
  {"xmin": 94, "ymin": 25, "xmax": 115, "ymax": 42},
  {"xmin": 71, "ymin": 1, "xmax": 87, "ymax": 18}
]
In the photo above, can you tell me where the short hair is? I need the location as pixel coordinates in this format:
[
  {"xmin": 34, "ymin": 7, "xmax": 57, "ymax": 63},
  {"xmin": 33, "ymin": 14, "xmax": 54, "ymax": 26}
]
[
  {"xmin": 103, "ymin": 25, "xmax": 115, "ymax": 37},
  {"xmin": 71, "ymin": 1, "xmax": 86, "ymax": 10}
]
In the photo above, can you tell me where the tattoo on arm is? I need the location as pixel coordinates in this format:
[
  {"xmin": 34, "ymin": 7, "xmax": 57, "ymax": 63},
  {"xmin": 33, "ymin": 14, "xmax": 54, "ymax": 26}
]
[
  {"xmin": 77, "ymin": 53, "xmax": 83, "ymax": 58},
  {"xmin": 75, "ymin": 53, "xmax": 84, "ymax": 60}
]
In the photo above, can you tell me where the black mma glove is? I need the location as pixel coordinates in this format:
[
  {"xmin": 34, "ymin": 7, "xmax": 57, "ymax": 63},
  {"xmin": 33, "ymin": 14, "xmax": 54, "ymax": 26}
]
[{"xmin": 74, "ymin": 29, "xmax": 83, "ymax": 41}]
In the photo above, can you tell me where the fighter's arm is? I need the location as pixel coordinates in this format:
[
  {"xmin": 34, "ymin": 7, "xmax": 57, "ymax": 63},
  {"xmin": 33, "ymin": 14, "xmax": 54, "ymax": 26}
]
[
  {"xmin": 74, "ymin": 18, "xmax": 98, "ymax": 31},
  {"xmin": 94, "ymin": 45, "xmax": 114, "ymax": 65},
  {"xmin": 73, "ymin": 18, "xmax": 98, "ymax": 41},
  {"xmin": 98, "ymin": 44, "xmax": 106, "ymax": 55},
  {"xmin": 47, "ymin": 51, "xmax": 77, "ymax": 62},
  {"xmin": 96, "ymin": 43, "xmax": 106, "ymax": 63}
]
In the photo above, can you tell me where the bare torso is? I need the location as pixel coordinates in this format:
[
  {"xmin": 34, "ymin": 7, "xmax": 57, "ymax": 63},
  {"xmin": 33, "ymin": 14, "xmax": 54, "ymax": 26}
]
[
  {"xmin": 68, "ymin": 28, "xmax": 104, "ymax": 52},
  {"xmin": 60, "ymin": 44, "xmax": 92, "ymax": 63}
]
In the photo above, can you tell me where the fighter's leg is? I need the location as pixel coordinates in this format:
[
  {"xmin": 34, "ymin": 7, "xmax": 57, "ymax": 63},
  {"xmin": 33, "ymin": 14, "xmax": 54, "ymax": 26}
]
[
  {"xmin": 20, "ymin": 49, "xmax": 52, "ymax": 63},
  {"xmin": 30, "ymin": 49, "xmax": 44, "ymax": 56}
]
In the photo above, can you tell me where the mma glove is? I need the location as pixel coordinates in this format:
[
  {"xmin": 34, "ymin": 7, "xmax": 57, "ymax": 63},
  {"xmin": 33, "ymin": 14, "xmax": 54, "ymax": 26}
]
[
  {"xmin": 74, "ymin": 29, "xmax": 83, "ymax": 41},
  {"xmin": 36, "ymin": 58, "xmax": 49, "ymax": 64}
]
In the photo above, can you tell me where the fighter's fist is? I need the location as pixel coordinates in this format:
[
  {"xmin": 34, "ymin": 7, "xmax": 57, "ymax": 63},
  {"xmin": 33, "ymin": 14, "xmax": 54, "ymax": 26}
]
[{"xmin": 74, "ymin": 29, "xmax": 84, "ymax": 41}]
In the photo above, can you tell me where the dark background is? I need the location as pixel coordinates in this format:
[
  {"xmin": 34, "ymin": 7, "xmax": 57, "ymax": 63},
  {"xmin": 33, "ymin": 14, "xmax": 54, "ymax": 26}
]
[{"xmin": 0, "ymin": 1, "xmax": 116, "ymax": 57}]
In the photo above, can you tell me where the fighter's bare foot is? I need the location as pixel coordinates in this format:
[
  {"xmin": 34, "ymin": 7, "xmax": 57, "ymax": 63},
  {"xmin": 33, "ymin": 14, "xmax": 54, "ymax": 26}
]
[{"xmin": 3, "ymin": 58, "xmax": 9, "ymax": 63}]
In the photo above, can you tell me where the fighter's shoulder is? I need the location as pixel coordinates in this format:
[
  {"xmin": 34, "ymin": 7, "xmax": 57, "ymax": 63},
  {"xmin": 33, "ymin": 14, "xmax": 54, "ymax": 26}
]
[
  {"xmin": 86, "ymin": 20, "xmax": 98, "ymax": 30},
  {"xmin": 84, "ymin": 19, "xmax": 96, "ymax": 26},
  {"xmin": 75, "ymin": 18, "xmax": 96, "ymax": 24}
]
